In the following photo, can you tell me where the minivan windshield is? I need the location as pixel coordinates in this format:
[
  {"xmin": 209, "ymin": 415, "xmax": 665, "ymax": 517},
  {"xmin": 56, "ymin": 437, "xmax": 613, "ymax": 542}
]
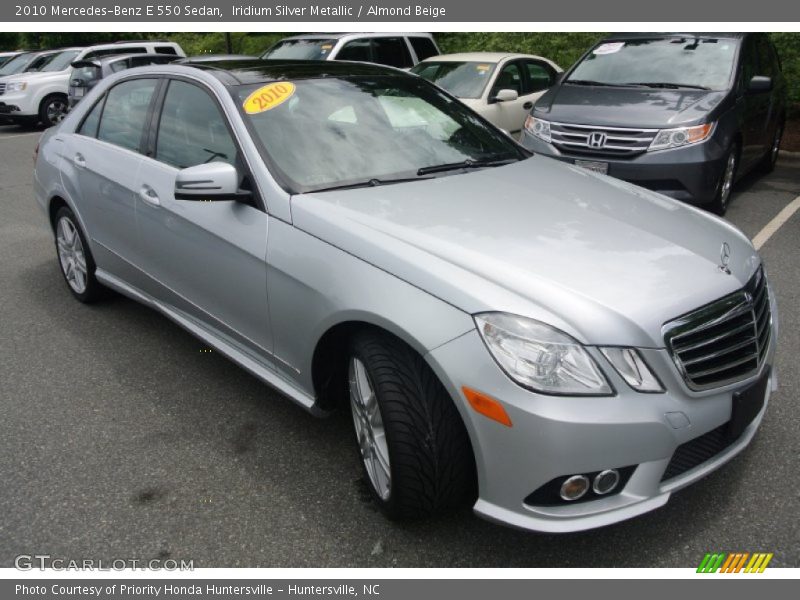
[
  {"xmin": 38, "ymin": 50, "xmax": 81, "ymax": 72},
  {"xmin": 410, "ymin": 61, "xmax": 498, "ymax": 99},
  {"xmin": 567, "ymin": 37, "xmax": 739, "ymax": 91},
  {"xmin": 237, "ymin": 75, "xmax": 526, "ymax": 193},
  {"xmin": 262, "ymin": 39, "xmax": 338, "ymax": 60}
]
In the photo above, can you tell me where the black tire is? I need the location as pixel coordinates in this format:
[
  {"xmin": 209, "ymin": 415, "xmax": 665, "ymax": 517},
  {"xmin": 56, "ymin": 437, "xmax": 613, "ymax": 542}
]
[
  {"xmin": 348, "ymin": 330, "xmax": 476, "ymax": 520},
  {"xmin": 709, "ymin": 144, "xmax": 739, "ymax": 216},
  {"xmin": 39, "ymin": 94, "xmax": 68, "ymax": 128},
  {"xmin": 53, "ymin": 206, "xmax": 104, "ymax": 303},
  {"xmin": 758, "ymin": 119, "xmax": 784, "ymax": 175}
]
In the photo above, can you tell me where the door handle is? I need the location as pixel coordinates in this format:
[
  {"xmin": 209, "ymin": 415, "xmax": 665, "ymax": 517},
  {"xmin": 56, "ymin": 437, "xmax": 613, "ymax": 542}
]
[
  {"xmin": 523, "ymin": 101, "xmax": 533, "ymax": 110},
  {"xmin": 139, "ymin": 185, "xmax": 161, "ymax": 207},
  {"xmin": 73, "ymin": 153, "xmax": 86, "ymax": 168}
]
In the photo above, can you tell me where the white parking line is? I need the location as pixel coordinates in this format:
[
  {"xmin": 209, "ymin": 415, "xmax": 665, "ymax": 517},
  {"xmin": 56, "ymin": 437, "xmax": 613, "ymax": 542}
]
[
  {"xmin": 753, "ymin": 195, "xmax": 800, "ymax": 250},
  {"xmin": 0, "ymin": 131, "xmax": 40, "ymax": 141}
]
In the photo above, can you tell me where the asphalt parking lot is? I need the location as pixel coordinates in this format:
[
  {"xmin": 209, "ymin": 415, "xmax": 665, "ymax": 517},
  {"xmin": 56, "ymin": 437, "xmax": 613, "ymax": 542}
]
[{"xmin": 1, "ymin": 123, "xmax": 798, "ymax": 568}]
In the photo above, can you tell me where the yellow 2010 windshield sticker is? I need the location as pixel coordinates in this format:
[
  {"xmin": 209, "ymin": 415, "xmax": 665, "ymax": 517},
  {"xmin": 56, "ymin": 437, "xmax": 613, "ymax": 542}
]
[{"xmin": 243, "ymin": 82, "xmax": 296, "ymax": 114}]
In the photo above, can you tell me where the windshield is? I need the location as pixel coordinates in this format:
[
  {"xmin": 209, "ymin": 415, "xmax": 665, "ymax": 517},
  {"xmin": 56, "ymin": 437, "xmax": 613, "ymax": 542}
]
[
  {"xmin": 236, "ymin": 76, "xmax": 525, "ymax": 193},
  {"xmin": 567, "ymin": 37, "xmax": 739, "ymax": 90},
  {"xmin": 38, "ymin": 50, "xmax": 81, "ymax": 72},
  {"xmin": 262, "ymin": 39, "xmax": 338, "ymax": 60},
  {"xmin": 0, "ymin": 53, "xmax": 34, "ymax": 76},
  {"xmin": 411, "ymin": 61, "xmax": 497, "ymax": 99}
]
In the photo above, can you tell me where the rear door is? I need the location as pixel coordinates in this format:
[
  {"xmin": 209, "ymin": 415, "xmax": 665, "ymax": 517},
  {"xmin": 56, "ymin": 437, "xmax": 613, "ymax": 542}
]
[
  {"xmin": 133, "ymin": 77, "xmax": 273, "ymax": 357},
  {"xmin": 60, "ymin": 77, "xmax": 159, "ymax": 286}
]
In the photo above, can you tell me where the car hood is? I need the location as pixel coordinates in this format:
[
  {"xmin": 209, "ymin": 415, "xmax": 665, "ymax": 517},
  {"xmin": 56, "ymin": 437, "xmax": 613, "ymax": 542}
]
[
  {"xmin": 534, "ymin": 84, "xmax": 728, "ymax": 128},
  {"xmin": 291, "ymin": 157, "xmax": 759, "ymax": 347}
]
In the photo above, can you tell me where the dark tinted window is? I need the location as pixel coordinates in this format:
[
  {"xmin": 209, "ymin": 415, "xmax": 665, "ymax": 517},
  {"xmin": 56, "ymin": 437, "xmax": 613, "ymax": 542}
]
[
  {"xmin": 336, "ymin": 39, "xmax": 371, "ymax": 62},
  {"xmin": 96, "ymin": 78, "xmax": 157, "ymax": 152},
  {"xmin": 372, "ymin": 37, "xmax": 413, "ymax": 68},
  {"xmin": 156, "ymin": 80, "xmax": 237, "ymax": 169},
  {"xmin": 755, "ymin": 36, "xmax": 781, "ymax": 77},
  {"xmin": 84, "ymin": 47, "xmax": 146, "ymax": 59},
  {"xmin": 491, "ymin": 62, "xmax": 523, "ymax": 96},
  {"xmin": 409, "ymin": 37, "xmax": 439, "ymax": 61},
  {"xmin": 523, "ymin": 60, "xmax": 554, "ymax": 93},
  {"xmin": 77, "ymin": 96, "xmax": 105, "ymax": 138},
  {"xmin": 154, "ymin": 46, "xmax": 178, "ymax": 55},
  {"xmin": 740, "ymin": 38, "xmax": 759, "ymax": 89}
]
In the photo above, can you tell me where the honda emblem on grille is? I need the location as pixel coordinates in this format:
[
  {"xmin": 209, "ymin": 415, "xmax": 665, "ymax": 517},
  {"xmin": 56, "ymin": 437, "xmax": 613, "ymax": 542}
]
[
  {"xmin": 587, "ymin": 132, "xmax": 607, "ymax": 148},
  {"xmin": 719, "ymin": 242, "xmax": 732, "ymax": 274}
]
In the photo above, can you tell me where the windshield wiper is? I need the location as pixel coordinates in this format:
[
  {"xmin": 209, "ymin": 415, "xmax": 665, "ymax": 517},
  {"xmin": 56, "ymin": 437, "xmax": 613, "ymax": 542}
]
[
  {"xmin": 565, "ymin": 79, "xmax": 633, "ymax": 87},
  {"xmin": 310, "ymin": 176, "xmax": 433, "ymax": 193},
  {"xmin": 416, "ymin": 157, "xmax": 518, "ymax": 176},
  {"xmin": 624, "ymin": 82, "xmax": 711, "ymax": 90}
]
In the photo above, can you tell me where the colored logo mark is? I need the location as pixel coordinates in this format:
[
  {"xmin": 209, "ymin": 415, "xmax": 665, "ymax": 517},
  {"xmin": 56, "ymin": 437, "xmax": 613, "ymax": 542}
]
[{"xmin": 697, "ymin": 552, "xmax": 773, "ymax": 573}]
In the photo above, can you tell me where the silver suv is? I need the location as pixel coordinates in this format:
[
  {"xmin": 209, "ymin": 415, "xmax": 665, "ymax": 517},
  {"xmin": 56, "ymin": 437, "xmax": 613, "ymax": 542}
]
[{"xmin": 33, "ymin": 60, "xmax": 777, "ymax": 533}]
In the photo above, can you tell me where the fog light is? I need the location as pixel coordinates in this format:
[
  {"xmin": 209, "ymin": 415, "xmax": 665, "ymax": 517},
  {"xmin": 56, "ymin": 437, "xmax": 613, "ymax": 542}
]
[
  {"xmin": 593, "ymin": 469, "xmax": 620, "ymax": 495},
  {"xmin": 559, "ymin": 475, "xmax": 589, "ymax": 501}
]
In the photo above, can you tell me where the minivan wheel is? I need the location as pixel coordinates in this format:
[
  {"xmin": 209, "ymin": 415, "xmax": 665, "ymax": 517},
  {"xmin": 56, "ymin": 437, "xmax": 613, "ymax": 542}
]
[
  {"xmin": 760, "ymin": 121, "xmax": 784, "ymax": 174},
  {"xmin": 347, "ymin": 330, "xmax": 476, "ymax": 519},
  {"xmin": 39, "ymin": 94, "xmax": 69, "ymax": 127},
  {"xmin": 54, "ymin": 207, "xmax": 103, "ymax": 303},
  {"xmin": 710, "ymin": 146, "xmax": 738, "ymax": 216}
]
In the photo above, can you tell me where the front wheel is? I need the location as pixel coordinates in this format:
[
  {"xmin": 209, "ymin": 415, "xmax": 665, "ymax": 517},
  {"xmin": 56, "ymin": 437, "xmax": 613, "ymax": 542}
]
[
  {"xmin": 709, "ymin": 145, "xmax": 739, "ymax": 216},
  {"xmin": 348, "ymin": 331, "xmax": 476, "ymax": 519},
  {"xmin": 39, "ymin": 94, "xmax": 69, "ymax": 127},
  {"xmin": 759, "ymin": 120, "xmax": 784, "ymax": 174}
]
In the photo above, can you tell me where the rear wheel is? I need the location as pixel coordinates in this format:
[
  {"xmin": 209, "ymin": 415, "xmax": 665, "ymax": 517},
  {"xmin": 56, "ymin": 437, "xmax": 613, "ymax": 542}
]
[
  {"xmin": 54, "ymin": 207, "xmax": 103, "ymax": 303},
  {"xmin": 709, "ymin": 145, "xmax": 739, "ymax": 216},
  {"xmin": 347, "ymin": 330, "xmax": 476, "ymax": 519},
  {"xmin": 39, "ymin": 94, "xmax": 68, "ymax": 127}
]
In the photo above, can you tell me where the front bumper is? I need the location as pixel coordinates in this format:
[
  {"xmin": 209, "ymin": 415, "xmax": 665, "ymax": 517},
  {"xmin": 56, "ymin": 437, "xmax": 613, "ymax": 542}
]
[
  {"xmin": 521, "ymin": 130, "xmax": 728, "ymax": 206},
  {"xmin": 0, "ymin": 90, "xmax": 38, "ymax": 117},
  {"xmin": 425, "ymin": 314, "xmax": 776, "ymax": 533}
]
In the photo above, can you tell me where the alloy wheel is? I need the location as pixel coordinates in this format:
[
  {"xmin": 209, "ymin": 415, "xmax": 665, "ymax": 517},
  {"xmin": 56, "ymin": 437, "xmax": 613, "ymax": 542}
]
[
  {"xmin": 56, "ymin": 216, "xmax": 88, "ymax": 294},
  {"xmin": 46, "ymin": 99, "xmax": 68, "ymax": 125},
  {"xmin": 719, "ymin": 152, "xmax": 737, "ymax": 210},
  {"xmin": 349, "ymin": 356, "xmax": 391, "ymax": 500}
]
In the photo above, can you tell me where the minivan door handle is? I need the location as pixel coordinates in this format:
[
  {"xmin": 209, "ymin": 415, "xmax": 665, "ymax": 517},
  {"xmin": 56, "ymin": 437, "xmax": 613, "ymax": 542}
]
[
  {"xmin": 73, "ymin": 153, "xmax": 86, "ymax": 168},
  {"xmin": 139, "ymin": 185, "xmax": 161, "ymax": 207}
]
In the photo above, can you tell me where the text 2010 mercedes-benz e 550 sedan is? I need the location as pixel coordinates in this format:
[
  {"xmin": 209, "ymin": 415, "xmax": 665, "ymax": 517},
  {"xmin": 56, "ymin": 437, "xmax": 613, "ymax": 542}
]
[{"xmin": 33, "ymin": 60, "xmax": 778, "ymax": 532}]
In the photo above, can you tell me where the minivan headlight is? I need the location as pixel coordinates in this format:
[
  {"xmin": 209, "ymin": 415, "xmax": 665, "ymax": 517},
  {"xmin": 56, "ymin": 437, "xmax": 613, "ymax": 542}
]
[
  {"xmin": 524, "ymin": 116, "xmax": 551, "ymax": 143},
  {"xmin": 649, "ymin": 122, "xmax": 715, "ymax": 151},
  {"xmin": 5, "ymin": 81, "xmax": 27, "ymax": 92},
  {"xmin": 475, "ymin": 313, "xmax": 612, "ymax": 396}
]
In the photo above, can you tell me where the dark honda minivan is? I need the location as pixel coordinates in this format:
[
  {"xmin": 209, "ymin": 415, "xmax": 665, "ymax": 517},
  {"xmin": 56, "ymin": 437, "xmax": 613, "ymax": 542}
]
[{"xmin": 521, "ymin": 33, "xmax": 787, "ymax": 214}]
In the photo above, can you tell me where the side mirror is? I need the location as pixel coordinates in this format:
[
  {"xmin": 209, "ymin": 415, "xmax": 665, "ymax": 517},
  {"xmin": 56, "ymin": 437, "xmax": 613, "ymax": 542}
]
[
  {"xmin": 747, "ymin": 75, "xmax": 773, "ymax": 92},
  {"xmin": 493, "ymin": 88, "xmax": 519, "ymax": 103},
  {"xmin": 174, "ymin": 162, "xmax": 250, "ymax": 202},
  {"xmin": 554, "ymin": 72, "xmax": 565, "ymax": 85}
]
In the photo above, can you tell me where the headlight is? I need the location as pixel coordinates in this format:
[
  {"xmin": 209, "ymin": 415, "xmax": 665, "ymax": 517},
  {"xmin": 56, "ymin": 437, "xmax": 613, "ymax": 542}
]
[
  {"xmin": 5, "ymin": 81, "xmax": 27, "ymax": 92},
  {"xmin": 600, "ymin": 348, "xmax": 664, "ymax": 393},
  {"xmin": 475, "ymin": 313, "xmax": 612, "ymax": 396},
  {"xmin": 649, "ymin": 122, "xmax": 714, "ymax": 151},
  {"xmin": 524, "ymin": 115, "xmax": 551, "ymax": 143}
]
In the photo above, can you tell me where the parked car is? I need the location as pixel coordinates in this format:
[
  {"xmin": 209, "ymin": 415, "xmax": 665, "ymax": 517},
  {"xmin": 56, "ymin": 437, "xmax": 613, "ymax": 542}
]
[
  {"xmin": 34, "ymin": 60, "xmax": 776, "ymax": 533},
  {"xmin": 0, "ymin": 40, "xmax": 184, "ymax": 126},
  {"xmin": 0, "ymin": 49, "xmax": 61, "ymax": 78},
  {"xmin": 262, "ymin": 33, "xmax": 439, "ymax": 69},
  {"xmin": 522, "ymin": 33, "xmax": 787, "ymax": 215},
  {"xmin": 411, "ymin": 52, "xmax": 561, "ymax": 137},
  {"xmin": 177, "ymin": 54, "xmax": 257, "ymax": 63},
  {"xmin": 0, "ymin": 51, "xmax": 24, "ymax": 67},
  {"xmin": 69, "ymin": 53, "xmax": 181, "ymax": 109}
]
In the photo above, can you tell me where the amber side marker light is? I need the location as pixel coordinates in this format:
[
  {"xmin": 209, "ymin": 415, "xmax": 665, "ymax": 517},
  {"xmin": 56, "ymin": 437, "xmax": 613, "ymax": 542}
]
[{"xmin": 462, "ymin": 387, "xmax": 512, "ymax": 427}]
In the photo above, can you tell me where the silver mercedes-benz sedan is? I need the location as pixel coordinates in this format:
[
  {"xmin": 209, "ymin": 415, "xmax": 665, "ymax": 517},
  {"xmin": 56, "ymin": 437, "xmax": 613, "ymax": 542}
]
[{"xmin": 33, "ymin": 60, "xmax": 778, "ymax": 533}]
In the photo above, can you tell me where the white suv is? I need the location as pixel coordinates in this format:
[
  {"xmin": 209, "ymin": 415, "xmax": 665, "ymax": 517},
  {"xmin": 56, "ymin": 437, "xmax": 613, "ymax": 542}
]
[
  {"xmin": 261, "ymin": 33, "xmax": 440, "ymax": 69},
  {"xmin": 0, "ymin": 40, "xmax": 184, "ymax": 126}
]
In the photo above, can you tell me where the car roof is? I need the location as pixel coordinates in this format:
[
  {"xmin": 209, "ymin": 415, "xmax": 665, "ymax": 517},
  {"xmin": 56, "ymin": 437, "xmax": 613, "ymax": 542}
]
[
  {"xmin": 420, "ymin": 52, "xmax": 546, "ymax": 64},
  {"xmin": 279, "ymin": 32, "xmax": 433, "ymax": 41},
  {"xmin": 603, "ymin": 32, "xmax": 748, "ymax": 41},
  {"xmin": 74, "ymin": 53, "xmax": 178, "ymax": 66},
  {"xmin": 185, "ymin": 59, "xmax": 413, "ymax": 85}
]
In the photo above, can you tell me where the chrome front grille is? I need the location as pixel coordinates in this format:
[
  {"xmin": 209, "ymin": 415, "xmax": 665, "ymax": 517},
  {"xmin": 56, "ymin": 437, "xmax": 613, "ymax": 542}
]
[
  {"xmin": 663, "ymin": 268, "xmax": 771, "ymax": 391},
  {"xmin": 550, "ymin": 122, "xmax": 657, "ymax": 158},
  {"xmin": 0, "ymin": 83, "xmax": 6, "ymax": 96}
]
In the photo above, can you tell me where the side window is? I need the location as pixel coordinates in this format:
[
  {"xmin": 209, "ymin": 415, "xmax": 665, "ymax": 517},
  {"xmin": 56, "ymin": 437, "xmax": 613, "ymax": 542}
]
[
  {"xmin": 336, "ymin": 39, "xmax": 372, "ymax": 62},
  {"xmin": 154, "ymin": 46, "xmax": 178, "ymax": 55},
  {"xmin": 756, "ymin": 36, "xmax": 780, "ymax": 78},
  {"xmin": 77, "ymin": 96, "xmax": 105, "ymax": 138},
  {"xmin": 84, "ymin": 47, "xmax": 146, "ymax": 60},
  {"xmin": 491, "ymin": 62, "xmax": 522, "ymax": 97},
  {"xmin": 409, "ymin": 37, "xmax": 439, "ymax": 62},
  {"xmin": 155, "ymin": 80, "xmax": 238, "ymax": 169},
  {"xmin": 522, "ymin": 61, "xmax": 554, "ymax": 94},
  {"xmin": 739, "ymin": 39, "xmax": 759, "ymax": 91},
  {"xmin": 96, "ymin": 78, "xmax": 157, "ymax": 152},
  {"xmin": 372, "ymin": 37, "xmax": 414, "ymax": 68}
]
